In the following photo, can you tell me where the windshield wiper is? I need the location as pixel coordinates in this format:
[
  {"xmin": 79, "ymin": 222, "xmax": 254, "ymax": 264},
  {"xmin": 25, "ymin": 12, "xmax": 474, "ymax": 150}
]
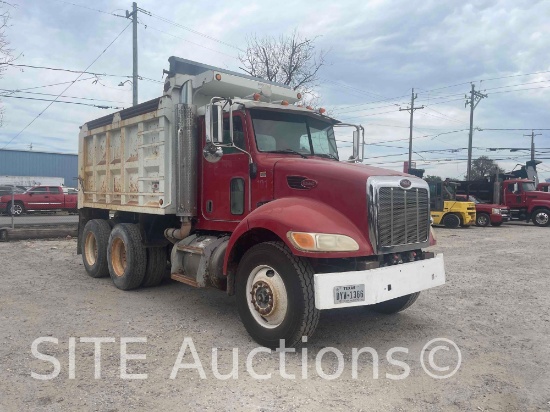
[
  {"xmin": 266, "ymin": 149, "xmax": 308, "ymax": 159},
  {"xmin": 314, "ymin": 153, "xmax": 339, "ymax": 161}
]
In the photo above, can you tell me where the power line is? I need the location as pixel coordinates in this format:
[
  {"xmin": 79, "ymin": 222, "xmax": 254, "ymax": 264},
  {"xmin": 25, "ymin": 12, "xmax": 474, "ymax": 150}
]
[
  {"xmin": 0, "ymin": 94, "xmax": 125, "ymax": 109},
  {"xmin": 2, "ymin": 21, "xmax": 132, "ymax": 149},
  {"xmin": 0, "ymin": 89, "xmax": 130, "ymax": 104},
  {"xmin": 51, "ymin": 0, "xmax": 126, "ymax": 18}
]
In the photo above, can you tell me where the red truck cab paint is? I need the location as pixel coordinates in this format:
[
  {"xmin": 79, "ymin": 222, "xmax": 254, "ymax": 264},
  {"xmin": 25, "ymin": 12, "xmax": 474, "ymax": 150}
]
[
  {"xmin": 0, "ymin": 185, "xmax": 77, "ymax": 216},
  {"xmin": 456, "ymin": 194, "xmax": 510, "ymax": 227}
]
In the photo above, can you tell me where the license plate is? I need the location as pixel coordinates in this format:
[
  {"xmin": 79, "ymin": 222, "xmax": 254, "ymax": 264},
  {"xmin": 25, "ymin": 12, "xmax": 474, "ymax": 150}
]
[{"xmin": 334, "ymin": 284, "xmax": 365, "ymax": 304}]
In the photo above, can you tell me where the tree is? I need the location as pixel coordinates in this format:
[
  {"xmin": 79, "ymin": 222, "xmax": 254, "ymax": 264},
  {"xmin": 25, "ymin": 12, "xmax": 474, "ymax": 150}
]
[
  {"xmin": 0, "ymin": 2, "xmax": 15, "ymax": 127},
  {"xmin": 238, "ymin": 30, "xmax": 327, "ymax": 103},
  {"xmin": 468, "ymin": 156, "xmax": 504, "ymax": 180}
]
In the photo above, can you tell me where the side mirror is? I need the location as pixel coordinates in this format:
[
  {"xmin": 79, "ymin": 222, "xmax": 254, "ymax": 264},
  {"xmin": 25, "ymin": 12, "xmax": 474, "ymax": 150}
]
[
  {"xmin": 353, "ymin": 130, "xmax": 361, "ymax": 161},
  {"xmin": 205, "ymin": 103, "xmax": 223, "ymax": 144}
]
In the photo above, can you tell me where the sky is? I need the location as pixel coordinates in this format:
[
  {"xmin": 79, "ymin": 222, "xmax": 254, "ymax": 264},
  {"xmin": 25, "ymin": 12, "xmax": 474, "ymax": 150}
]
[{"xmin": 1, "ymin": 0, "xmax": 550, "ymax": 181}]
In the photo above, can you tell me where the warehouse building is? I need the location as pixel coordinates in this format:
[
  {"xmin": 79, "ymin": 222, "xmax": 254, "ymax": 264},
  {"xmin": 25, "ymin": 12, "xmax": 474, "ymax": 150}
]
[{"xmin": 0, "ymin": 149, "xmax": 78, "ymax": 188}]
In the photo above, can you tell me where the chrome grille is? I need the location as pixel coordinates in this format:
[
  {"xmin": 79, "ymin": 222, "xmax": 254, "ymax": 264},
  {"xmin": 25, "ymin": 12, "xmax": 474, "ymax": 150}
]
[{"xmin": 377, "ymin": 187, "xmax": 429, "ymax": 247}]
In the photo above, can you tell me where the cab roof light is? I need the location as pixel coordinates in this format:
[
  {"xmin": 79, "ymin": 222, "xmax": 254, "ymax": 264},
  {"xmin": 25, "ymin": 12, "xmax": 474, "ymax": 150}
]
[
  {"xmin": 253, "ymin": 93, "xmax": 261, "ymax": 101},
  {"xmin": 215, "ymin": 73, "xmax": 222, "ymax": 81},
  {"xmin": 319, "ymin": 107, "xmax": 326, "ymax": 114},
  {"xmin": 306, "ymin": 106, "xmax": 313, "ymax": 110},
  {"xmin": 296, "ymin": 92, "xmax": 302, "ymax": 99},
  {"xmin": 281, "ymin": 100, "xmax": 289, "ymax": 106}
]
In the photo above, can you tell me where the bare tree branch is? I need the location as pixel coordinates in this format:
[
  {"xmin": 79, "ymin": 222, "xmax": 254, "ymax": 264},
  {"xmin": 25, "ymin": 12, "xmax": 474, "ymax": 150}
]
[{"xmin": 239, "ymin": 30, "xmax": 327, "ymax": 103}]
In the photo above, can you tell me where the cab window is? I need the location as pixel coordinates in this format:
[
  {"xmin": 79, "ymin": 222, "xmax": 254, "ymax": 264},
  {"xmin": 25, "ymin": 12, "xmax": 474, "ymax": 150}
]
[
  {"xmin": 222, "ymin": 115, "xmax": 246, "ymax": 154},
  {"xmin": 29, "ymin": 187, "xmax": 48, "ymax": 193}
]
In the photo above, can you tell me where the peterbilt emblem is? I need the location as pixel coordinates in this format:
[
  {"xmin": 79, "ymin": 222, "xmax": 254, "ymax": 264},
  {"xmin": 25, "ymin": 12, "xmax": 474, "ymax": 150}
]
[
  {"xmin": 301, "ymin": 179, "xmax": 318, "ymax": 189},
  {"xmin": 400, "ymin": 179, "xmax": 412, "ymax": 189}
]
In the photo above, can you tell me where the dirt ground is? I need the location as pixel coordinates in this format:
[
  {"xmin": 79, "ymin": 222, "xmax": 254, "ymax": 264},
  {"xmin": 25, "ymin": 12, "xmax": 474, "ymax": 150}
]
[{"xmin": 0, "ymin": 224, "xmax": 549, "ymax": 411}]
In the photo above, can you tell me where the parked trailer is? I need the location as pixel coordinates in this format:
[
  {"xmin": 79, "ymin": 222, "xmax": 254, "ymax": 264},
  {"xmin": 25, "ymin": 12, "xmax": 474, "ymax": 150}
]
[{"xmin": 77, "ymin": 57, "xmax": 445, "ymax": 347}]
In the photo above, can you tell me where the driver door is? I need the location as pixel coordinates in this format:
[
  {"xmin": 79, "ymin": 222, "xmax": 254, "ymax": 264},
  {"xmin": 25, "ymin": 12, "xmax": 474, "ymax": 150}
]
[
  {"xmin": 26, "ymin": 187, "xmax": 50, "ymax": 210},
  {"xmin": 201, "ymin": 112, "xmax": 250, "ymax": 222}
]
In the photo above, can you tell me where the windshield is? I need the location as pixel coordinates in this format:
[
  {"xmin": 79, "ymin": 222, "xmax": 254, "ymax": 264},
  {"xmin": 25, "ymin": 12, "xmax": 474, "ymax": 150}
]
[
  {"xmin": 522, "ymin": 182, "xmax": 536, "ymax": 191},
  {"xmin": 250, "ymin": 110, "xmax": 339, "ymax": 159},
  {"xmin": 469, "ymin": 196, "xmax": 483, "ymax": 204}
]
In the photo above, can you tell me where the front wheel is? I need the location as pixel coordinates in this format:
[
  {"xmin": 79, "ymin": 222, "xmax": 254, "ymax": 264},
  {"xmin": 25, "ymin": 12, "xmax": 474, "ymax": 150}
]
[
  {"xmin": 236, "ymin": 241, "xmax": 319, "ymax": 349},
  {"xmin": 369, "ymin": 292, "xmax": 420, "ymax": 314},
  {"xmin": 532, "ymin": 209, "xmax": 550, "ymax": 227},
  {"xmin": 475, "ymin": 213, "xmax": 491, "ymax": 227},
  {"xmin": 443, "ymin": 213, "xmax": 461, "ymax": 229},
  {"xmin": 7, "ymin": 201, "xmax": 24, "ymax": 216}
]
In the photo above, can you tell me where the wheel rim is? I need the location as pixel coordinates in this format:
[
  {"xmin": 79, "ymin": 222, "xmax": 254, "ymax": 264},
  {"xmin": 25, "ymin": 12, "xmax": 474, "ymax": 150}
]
[
  {"xmin": 246, "ymin": 265, "xmax": 288, "ymax": 329},
  {"xmin": 11, "ymin": 204, "xmax": 22, "ymax": 215},
  {"xmin": 535, "ymin": 212, "xmax": 549, "ymax": 225},
  {"xmin": 478, "ymin": 215, "xmax": 488, "ymax": 226},
  {"xmin": 84, "ymin": 232, "xmax": 98, "ymax": 266},
  {"xmin": 111, "ymin": 237, "xmax": 127, "ymax": 277}
]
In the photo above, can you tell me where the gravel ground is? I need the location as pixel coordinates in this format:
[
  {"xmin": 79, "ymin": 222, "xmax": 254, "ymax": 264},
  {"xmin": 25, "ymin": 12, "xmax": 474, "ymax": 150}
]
[{"xmin": 0, "ymin": 224, "xmax": 549, "ymax": 411}]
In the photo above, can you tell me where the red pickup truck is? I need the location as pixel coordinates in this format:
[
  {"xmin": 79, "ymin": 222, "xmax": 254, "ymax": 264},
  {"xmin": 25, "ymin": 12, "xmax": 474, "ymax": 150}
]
[
  {"xmin": 456, "ymin": 194, "xmax": 510, "ymax": 227},
  {"xmin": 0, "ymin": 186, "xmax": 77, "ymax": 216}
]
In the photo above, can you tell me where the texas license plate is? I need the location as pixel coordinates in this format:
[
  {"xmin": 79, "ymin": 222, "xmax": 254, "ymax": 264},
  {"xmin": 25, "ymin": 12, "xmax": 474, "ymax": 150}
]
[{"xmin": 334, "ymin": 284, "xmax": 365, "ymax": 304}]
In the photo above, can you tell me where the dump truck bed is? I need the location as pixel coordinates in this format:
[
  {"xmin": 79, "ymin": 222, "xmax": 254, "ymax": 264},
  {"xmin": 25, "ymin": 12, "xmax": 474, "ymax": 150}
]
[{"xmin": 78, "ymin": 96, "xmax": 177, "ymax": 215}]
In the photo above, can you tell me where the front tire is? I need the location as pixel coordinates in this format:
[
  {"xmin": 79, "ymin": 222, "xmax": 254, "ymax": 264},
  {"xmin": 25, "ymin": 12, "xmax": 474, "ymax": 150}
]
[
  {"xmin": 369, "ymin": 292, "xmax": 420, "ymax": 314},
  {"xmin": 443, "ymin": 213, "xmax": 461, "ymax": 229},
  {"xmin": 236, "ymin": 241, "xmax": 319, "ymax": 349},
  {"xmin": 82, "ymin": 219, "xmax": 111, "ymax": 278},
  {"xmin": 532, "ymin": 209, "xmax": 550, "ymax": 227},
  {"xmin": 7, "ymin": 201, "xmax": 24, "ymax": 216},
  {"xmin": 108, "ymin": 224, "xmax": 147, "ymax": 290},
  {"xmin": 475, "ymin": 213, "xmax": 490, "ymax": 227}
]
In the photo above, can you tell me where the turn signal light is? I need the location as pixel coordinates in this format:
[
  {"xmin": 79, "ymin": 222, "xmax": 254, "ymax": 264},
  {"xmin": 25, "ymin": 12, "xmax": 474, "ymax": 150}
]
[
  {"xmin": 215, "ymin": 73, "xmax": 222, "ymax": 81},
  {"xmin": 287, "ymin": 232, "xmax": 360, "ymax": 252}
]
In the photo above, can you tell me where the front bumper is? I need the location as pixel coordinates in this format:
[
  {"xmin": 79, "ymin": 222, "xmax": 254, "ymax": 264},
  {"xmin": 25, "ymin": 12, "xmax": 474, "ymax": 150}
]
[{"xmin": 314, "ymin": 254, "xmax": 445, "ymax": 309}]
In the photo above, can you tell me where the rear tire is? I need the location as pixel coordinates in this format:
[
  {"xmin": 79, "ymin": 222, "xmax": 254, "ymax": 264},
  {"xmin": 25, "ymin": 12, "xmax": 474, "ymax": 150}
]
[
  {"xmin": 443, "ymin": 213, "xmax": 461, "ymax": 229},
  {"xmin": 141, "ymin": 247, "xmax": 167, "ymax": 287},
  {"xmin": 532, "ymin": 209, "xmax": 550, "ymax": 227},
  {"xmin": 82, "ymin": 219, "xmax": 111, "ymax": 278},
  {"xmin": 369, "ymin": 292, "xmax": 420, "ymax": 314},
  {"xmin": 475, "ymin": 213, "xmax": 490, "ymax": 227},
  {"xmin": 108, "ymin": 224, "xmax": 147, "ymax": 290},
  {"xmin": 236, "ymin": 241, "xmax": 319, "ymax": 349}
]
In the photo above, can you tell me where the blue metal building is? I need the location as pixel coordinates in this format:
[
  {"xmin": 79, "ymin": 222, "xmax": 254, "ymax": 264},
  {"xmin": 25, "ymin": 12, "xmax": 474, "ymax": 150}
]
[{"xmin": 0, "ymin": 149, "xmax": 78, "ymax": 187}]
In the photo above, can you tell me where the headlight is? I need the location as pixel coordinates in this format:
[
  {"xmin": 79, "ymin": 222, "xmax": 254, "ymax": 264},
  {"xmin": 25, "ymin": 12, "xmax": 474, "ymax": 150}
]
[
  {"xmin": 287, "ymin": 231, "xmax": 359, "ymax": 252},
  {"xmin": 492, "ymin": 208, "xmax": 501, "ymax": 215}
]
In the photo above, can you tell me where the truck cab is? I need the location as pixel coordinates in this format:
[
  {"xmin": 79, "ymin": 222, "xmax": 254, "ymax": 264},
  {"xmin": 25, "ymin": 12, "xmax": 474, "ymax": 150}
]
[
  {"xmin": 502, "ymin": 179, "xmax": 550, "ymax": 226},
  {"xmin": 77, "ymin": 57, "xmax": 446, "ymax": 348},
  {"xmin": 427, "ymin": 180, "xmax": 476, "ymax": 228}
]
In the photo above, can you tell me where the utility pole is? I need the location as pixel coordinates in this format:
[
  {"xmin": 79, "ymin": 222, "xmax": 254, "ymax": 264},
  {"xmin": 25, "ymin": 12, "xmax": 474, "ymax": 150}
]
[
  {"xmin": 399, "ymin": 88, "xmax": 424, "ymax": 172},
  {"xmin": 466, "ymin": 83, "xmax": 487, "ymax": 180},
  {"xmin": 125, "ymin": 3, "xmax": 151, "ymax": 106},
  {"xmin": 523, "ymin": 130, "xmax": 541, "ymax": 161}
]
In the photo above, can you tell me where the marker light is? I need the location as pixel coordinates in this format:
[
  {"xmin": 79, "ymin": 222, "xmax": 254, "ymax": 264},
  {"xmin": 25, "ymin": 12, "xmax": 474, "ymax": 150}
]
[
  {"xmin": 319, "ymin": 107, "xmax": 326, "ymax": 114},
  {"xmin": 281, "ymin": 100, "xmax": 289, "ymax": 106},
  {"xmin": 253, "ymin": 93, "xmax": 261, "ymax": 101},
  {"xmin": 287, "ymin": 232, "xmax": 359, "ymax": 252},
  {"xmin": 297, "ymin": 92, "xmax": 302, "ymax": 99},
  {"xmin": 215, "ymin": 73, "xmax": 222, "ymax": 81},
  {"xmin": 306, "ymin": 106, "xmax": 313, "ymax": 110}
]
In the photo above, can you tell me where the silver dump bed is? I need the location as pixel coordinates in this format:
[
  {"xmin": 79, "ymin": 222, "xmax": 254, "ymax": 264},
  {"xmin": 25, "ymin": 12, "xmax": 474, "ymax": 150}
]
[{"xmin": 78, "ymin": 97, "xmax": 178, "ymax": 215}]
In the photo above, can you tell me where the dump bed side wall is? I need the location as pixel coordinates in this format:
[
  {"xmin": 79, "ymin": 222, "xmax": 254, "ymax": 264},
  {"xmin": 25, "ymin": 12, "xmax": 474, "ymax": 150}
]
[{"xmin": 78, "ymin": 97, "xmax": 176, "ymax": 215}]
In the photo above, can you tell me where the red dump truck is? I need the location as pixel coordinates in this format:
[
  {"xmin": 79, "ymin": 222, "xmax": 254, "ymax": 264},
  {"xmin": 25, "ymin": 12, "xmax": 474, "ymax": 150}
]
[
  {"xmin": 0, "ymin": 185, "xmax": 77, "ymax": 215},
  {"xmin": 77, "ymin": 57, "xmax": 445, "ymax": 347}
]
